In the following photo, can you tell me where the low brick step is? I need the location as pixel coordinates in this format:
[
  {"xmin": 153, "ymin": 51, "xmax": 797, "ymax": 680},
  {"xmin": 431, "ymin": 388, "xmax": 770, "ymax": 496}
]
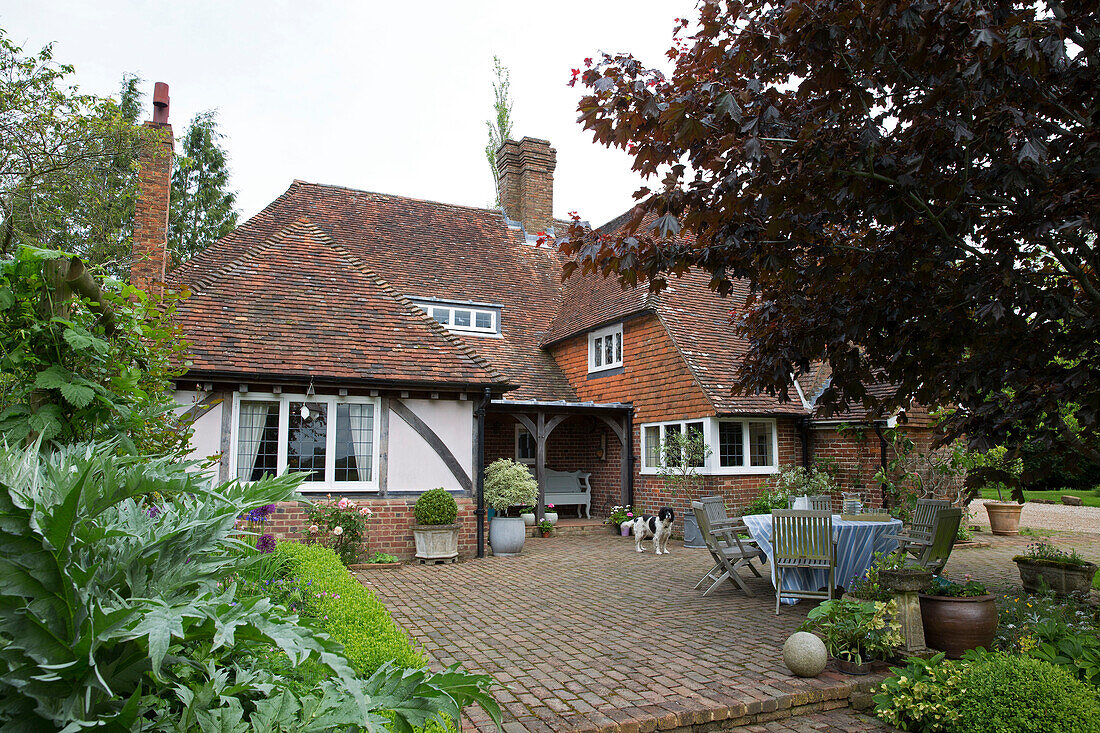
[{"xmin": 525, "ymin": 521, "xmax": 613, "ymax": 538}]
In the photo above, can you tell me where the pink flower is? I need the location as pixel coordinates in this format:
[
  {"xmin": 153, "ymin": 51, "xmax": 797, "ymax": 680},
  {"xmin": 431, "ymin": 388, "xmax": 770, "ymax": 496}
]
[
  {"xmin": 337, "ymin": 498, "xmax": 349, "ymax": 509},
  {"xmin": 359, "ymin": 507, "xmax": 370, "ymax": 516},
  {"xmin": 308, "ymin": 524, "xmax": 319, "ymax": 533},
  {"xmin": 626, "ymin": 512, "xmax": 633, "ymax": 517}
]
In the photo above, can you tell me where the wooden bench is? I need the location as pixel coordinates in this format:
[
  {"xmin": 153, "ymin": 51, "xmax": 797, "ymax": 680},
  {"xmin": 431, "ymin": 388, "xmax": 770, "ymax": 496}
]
[{"xmin": 543, "ymin": 468, "xmax": 592, "ymax": 518}]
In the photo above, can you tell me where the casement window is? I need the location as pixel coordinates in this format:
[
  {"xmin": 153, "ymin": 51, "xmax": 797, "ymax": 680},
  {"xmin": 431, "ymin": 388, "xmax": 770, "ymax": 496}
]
[
  {"xmin": 588, "ymin": 323, "xmax": 623, "ymax": 373},
  {"xmin": 640, "ymin": 417, "xmax": 779, "ymax": 475},
  {"xmin": 232, "ymin": 393, "xmax": 380, "ymax": 491},
  {"xmin": 515, "ymin": 425, "xmax": 536, "ymax": 465},
  {"xmin": 409, "ymin": 299, "xmax": 499, "ymax": 335}
]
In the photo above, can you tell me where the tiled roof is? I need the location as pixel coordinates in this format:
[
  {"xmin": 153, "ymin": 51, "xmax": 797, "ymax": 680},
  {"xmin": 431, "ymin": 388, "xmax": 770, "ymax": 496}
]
[
  {"xmin": 174, "ymin": 183, "xmax": 575, "ymax": 399},
  {"xmin": 175, "ymin": 218, "xmax": 509, "ymax": 388}
]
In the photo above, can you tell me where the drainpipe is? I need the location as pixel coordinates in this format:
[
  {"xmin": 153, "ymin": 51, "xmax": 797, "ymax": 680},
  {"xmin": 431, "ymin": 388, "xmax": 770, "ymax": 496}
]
[
  {"xmin": 475, "ymin": 387, "xmax": 491, "ymax": 558},
  {"xmin": 626, "ymin": 409, "xmax": 635, "ymax": 506},
  {"xmin": 798, "ymin": 416, "xmax": 811, "ymax": 468}
]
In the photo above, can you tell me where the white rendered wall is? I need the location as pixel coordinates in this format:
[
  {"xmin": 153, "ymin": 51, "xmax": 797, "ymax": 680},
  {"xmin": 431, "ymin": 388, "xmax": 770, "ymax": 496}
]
[
  {"xmin": 388, "ymin": 399, "xmax": 474, "ymax": 493},
  {"xmin": 173, "ymin": 390, "xmax": 224, "ymax": 475}
]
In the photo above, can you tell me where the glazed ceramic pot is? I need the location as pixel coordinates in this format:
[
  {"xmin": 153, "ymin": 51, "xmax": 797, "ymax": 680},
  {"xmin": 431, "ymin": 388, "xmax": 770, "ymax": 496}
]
[
  {"xmin": 520, "ymin": 512, "xmax": 536, "ymax": 526},
  {"xmin": 919, "ymin": 593, "xmax": 997, "ymax": 658},
  {"xmin": 544, "ymin": 511, "xmax": 558, "ymax": 525},
  {"xmin": 488, "ymin": 517, "xmax": 526, "ymax": 556}
]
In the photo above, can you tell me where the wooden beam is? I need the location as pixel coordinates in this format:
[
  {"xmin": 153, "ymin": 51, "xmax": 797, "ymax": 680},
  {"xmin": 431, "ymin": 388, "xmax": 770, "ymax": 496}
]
[
  {"xmin": 390, "ymin": 399, "xmax": 472, "ymax": 493},
  {"xmin": 595, "ymin": 414, "xmax": 626, "ymax": 444},
  {"xmin": 378, "ymin": 398, "xmax": 390, "ymax": 496},
  {"xmin": 619, "ymin": 416, "xmax": 631, "ymax": 505}
]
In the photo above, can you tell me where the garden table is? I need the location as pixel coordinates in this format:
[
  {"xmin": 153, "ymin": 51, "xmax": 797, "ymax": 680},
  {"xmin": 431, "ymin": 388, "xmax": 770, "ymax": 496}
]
[{"xmin": 742, "ymin": 513, "xmax": 902, "ymax": 605}]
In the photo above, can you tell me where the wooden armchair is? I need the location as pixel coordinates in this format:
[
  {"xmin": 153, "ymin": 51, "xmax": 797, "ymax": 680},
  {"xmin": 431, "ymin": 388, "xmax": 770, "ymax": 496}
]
[
  {"xmin": 772, "ymin": 509, "xmax": 835, "ymax": 614},
  {"xmin": 691, "ymin": 501, "xmax": 762, "ymax": 597},
  {"xmin": 907, "ymin": 507, "xmax": 963, "ymax": 574},
  {"xmin": 886, "ymin": 498, "xmax": 951, "ymax": 556}
]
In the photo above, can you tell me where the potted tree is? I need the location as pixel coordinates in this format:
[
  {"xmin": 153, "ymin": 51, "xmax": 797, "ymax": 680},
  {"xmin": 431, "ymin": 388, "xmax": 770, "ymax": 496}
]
[
  {"xmin": 656, "ymin": 429, "xmax": 711, "ymax": 547},
  {"xmin": 919, "ymin": 577, "xmax": 997, "ymax": 658},
  {"xmin": 963, "ymin": 446, "xmax": 1024, "ymax": 535},
  {"xmin": 484, "ymin": 458, "xmax": 538, "ymax": 557},
  {"xmin": 1013, "ymin": 542, "xmax": 1098, "ymax": 595},
  {"xmin": 412, "ymin": 488, "xmax": 461, "ymax": 563}
]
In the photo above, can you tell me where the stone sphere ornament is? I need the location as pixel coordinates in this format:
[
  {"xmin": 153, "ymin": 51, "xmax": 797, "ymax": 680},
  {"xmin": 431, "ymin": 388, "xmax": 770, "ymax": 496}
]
[{"xmin": 782, "ymin": 632, "xmax": 827, "ymax": 678}]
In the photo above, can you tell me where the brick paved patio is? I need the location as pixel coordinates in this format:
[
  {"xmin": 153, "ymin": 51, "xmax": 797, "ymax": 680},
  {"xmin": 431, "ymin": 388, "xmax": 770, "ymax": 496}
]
[{"xmin": 358, "ymin": 529, "xmax": 1099, "ymax": 732}]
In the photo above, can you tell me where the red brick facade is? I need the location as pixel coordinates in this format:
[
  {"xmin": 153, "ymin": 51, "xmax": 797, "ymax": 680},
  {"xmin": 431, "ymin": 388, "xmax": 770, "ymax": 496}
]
[{"xmin": 132, "ymin": 121, "xmax": 173, "ymax": 296}]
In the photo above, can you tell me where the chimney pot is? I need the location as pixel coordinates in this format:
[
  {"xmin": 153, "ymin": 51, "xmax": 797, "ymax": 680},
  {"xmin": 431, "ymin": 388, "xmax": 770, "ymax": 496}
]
[{"xmin": 152, "ymin": 82, "xmax": 170, "ymax": 124}]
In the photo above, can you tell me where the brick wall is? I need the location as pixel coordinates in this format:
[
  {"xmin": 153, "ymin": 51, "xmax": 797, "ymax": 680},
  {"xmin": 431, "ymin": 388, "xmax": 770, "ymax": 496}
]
[
  {"xmin": 131, "ymin": 121, "xmax": 173, "ymax": 295},
  {"xmin": 262, "ymin": 496, "xmax": 483, "ymax": 561}
]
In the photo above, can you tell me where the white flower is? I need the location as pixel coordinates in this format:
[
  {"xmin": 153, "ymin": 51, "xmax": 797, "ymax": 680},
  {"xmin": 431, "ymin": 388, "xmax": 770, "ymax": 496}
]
[
  {"xmin": 308, "ymin": 524, "xmax": 319, "ymax": 533},
  {"xmin": 332, "ymin": 526, "xmax": 344, "ymax": 536}
]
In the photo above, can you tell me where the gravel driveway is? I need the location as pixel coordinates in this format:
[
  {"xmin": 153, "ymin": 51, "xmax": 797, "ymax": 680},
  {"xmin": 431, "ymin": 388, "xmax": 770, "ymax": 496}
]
[{"xmin": 969, "ymin": 498, "xmax": 1100, "ymax": 534}]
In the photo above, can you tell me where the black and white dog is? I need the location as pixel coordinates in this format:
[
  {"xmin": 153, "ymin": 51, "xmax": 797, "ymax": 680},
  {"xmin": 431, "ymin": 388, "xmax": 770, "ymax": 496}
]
[{"xmin": 631, "ymin": 507, "xmax": 675, "ymax": 555}]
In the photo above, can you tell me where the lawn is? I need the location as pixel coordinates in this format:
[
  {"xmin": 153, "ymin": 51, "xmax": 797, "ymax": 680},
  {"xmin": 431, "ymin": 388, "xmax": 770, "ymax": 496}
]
[{"xmin": 979, "ymin": 487, "xmax": 1100, "ymax": 508}]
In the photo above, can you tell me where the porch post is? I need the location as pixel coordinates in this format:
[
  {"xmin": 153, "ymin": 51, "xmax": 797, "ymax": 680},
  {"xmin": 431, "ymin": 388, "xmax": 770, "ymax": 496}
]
[
  {"xmin": 536, "ymin": 411, "xmax": 546, "ymax": 518},
  {"xmin": 620, "ymin": 415, "xmax": 630, "ymax": 506}
]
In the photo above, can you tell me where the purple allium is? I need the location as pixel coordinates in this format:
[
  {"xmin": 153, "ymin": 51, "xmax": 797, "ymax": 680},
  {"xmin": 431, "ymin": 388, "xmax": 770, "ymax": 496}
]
[
  {"xmin": 246, "ymin": 509, "xmax": 266, "ymax": 523},
  {"xmin": 259, "ymin": 504, "xmax": 277, "ymax": 517},
  {"xmin": 257, "ymin": 533, "xmax": 276, "ymax": 554},
  {"xmin": 146, "ymin": 505, "xmax": 161, "ymax": 519}
]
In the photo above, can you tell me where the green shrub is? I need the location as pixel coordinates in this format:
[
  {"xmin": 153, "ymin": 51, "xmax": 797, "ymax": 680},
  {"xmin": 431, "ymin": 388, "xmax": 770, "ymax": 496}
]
[
  {"xmin": 276, "ymin": 541, "xmax": 425, "ymax": 675},
  {"xmin": 954, "ymin": 653, "xmax": 1100, "ymax": 733},
  {"xmin": 415, "ymin": 487, "xmax": 459, "ymax": 525},
  {"xmin": 484, "ymin": 458, "xmax": 538, "ymax": 514}
]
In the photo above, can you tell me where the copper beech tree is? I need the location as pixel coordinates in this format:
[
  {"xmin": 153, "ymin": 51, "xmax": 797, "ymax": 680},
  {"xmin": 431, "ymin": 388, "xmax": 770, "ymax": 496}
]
[{"xmin": 556, "ymin": 1, "xmax": 1099, "ymax": 490}]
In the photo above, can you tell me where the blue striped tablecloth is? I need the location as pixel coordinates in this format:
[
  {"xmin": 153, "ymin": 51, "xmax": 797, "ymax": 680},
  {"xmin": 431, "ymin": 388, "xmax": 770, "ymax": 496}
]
[{"xmin": 742, "ymin": 513, "xmax": 902, "ymax": 605}]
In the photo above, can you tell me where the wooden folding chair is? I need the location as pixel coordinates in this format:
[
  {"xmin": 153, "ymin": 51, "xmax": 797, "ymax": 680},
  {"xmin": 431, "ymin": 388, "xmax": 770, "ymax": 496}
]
[
  {"xmin": 692, "ymin": 501, "xmax": 762, "ymax": 597},
  {"xmin": 772, "ymin": 509, "xmax": 835, "ymax": 614},
  {"xmin": 885, "ymin": 498, "xmax": 951, "ymax": 556},
  {"xmin": 909, "ymin": 507, "xmax": 963, "ymax": 574}
]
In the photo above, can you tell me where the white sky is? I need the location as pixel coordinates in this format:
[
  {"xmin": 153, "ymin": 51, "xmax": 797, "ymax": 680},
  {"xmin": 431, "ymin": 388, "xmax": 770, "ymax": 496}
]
[{"xmin": 3, "ymin": 0, "xmax": 694, "ymax": 227}]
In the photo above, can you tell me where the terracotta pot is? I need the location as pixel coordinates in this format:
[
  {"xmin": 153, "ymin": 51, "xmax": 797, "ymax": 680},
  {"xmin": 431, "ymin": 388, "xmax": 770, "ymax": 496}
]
[
  {"xmin": 881, "ymin": 569, "xmax": 932, "ymax": 593},
  {"xmin": 1015, "ymin": 558, "xmax": 1098, "ymax": 596},
  {"xmin": 919, "ymin": 593, "xmax": 998, "ymax": 659},
  {"xmin": 985, "ymin": 502, "xmax": 1023, "ymax": 535},
  {"xmin": 540, "ymin": 529, "xmax": 552, "ymax": 538}
]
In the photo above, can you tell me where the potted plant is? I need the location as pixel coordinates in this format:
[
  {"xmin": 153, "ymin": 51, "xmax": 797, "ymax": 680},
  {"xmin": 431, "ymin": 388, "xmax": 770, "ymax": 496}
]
[
  {"xmin": 411, "ymin": 488, "xmax": 460, "ymax": 562},
  {"xmin": 798, "ymin": 598, "xmax": 902, "ymax": 674},
  {"xmin": 519, "ymin": 506, "xmax": 536, "ymax": 526},
  {"xmin": 544, "ymin": 503, "xmax": 558, "ymax": 524},
  {"xmin": 919, "ymin": 576, "xmax": 997, "ymax": 658},
  {"xmin": 484, "ymin": 458, "xmax": 538, "ymax": 557},
  {"xmin": 656, "ymin": 429, "xmax": 712, "ymax": 547},
  {"xmin": 537, "ymin": 519, "xmax": 553, "ymax": 538},
  {"xmin": 606, "ymin": 505, "xmax": 634, "ymax": 535},
  {"xmin": 1013, "ymin": 542, "xmax": 1097, "ymax": 595},
  {"xmin": 963, "ymin": 446, "xmax": 1024, "ymax": 535}
]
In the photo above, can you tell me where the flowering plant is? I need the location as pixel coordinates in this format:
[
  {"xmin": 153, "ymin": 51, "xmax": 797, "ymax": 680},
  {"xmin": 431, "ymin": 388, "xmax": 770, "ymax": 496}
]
[
  {"xmin": 302, "ymin": 496, "xmax": 372, "ymax": 566},
  {"xmin": 545, "ymin": 503, "xmax": 556, "ymax": 513},
  {"xmin": 799, "ymin": 598, "xmax": 902, "ymax": 666},
  {"xmin": 237, "ymin": 503, "xmax": 277, "ymax": 553},
  {"xmin": 1016, "ymin": 542, "xmax": 1089, "ymax": 568},
  {"xmin": 927, "ymin": 575, "xmax": 988, "ymax": 597},
  {"xmin": 537, "ymin": 519, "xmax": 553, "ymax": 534},
  {"xmin": 606, "ymin": 505, "xmax": 634, "ymax": 526}
]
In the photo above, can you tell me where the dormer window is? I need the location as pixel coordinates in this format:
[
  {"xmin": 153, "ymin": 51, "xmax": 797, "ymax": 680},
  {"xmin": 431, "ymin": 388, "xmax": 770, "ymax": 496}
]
[
  {"xmin": 588, "ymin": 323, "xmax": 623, "ymax": 373},
  {"xmin": 409, "ymin": 298, "xmax": 501, "ymax": 336}
]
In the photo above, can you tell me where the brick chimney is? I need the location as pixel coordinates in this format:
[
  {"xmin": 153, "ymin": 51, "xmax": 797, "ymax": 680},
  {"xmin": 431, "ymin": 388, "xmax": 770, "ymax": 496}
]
[
  {"xmin": 131, "ymin": 82, "xmax": 174, "ymax": 296},
  {"xmin": 495, "ymin": 137, "xmax": 556, "ymax": 236}
]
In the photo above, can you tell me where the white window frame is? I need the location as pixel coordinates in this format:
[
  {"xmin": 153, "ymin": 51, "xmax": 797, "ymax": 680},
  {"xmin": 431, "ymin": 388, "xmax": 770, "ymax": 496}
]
[
  {"xmin": 229, "ymin": 392, "xmax": 381, "ymax": 492},
  {"xmin": 413, "ymin": 301, "xmax": 499, "ymax": 335},
  {"xmin": 515, "ymin": 424, "xmax": 536, "ymax": 465},
  {"xmin": 639, "ymin": 417, "xmax": 779, "ymax": 476},
  {"xmin": 588, "ymin": 323, "xmax": 624, "ymax": 373}
]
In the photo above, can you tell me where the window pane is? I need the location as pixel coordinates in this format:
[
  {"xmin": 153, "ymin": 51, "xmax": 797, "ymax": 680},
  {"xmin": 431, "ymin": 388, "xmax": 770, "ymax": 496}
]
[
  {"xmin": 644, "ymin": 426, "xmax": 661, "ymax": 467},
  {"xmin": 517, "ymin": 429, "xmax": 536, "ymax": 462},
  {"xmin": 238, "ymin": 401, "xmax": 279, "ymax": 481},
  {"xmin": 749, "ymin": 422, "xmax": 774, "ymax": 467},
  {"xmin": 593, "ymin": 337, "xmax": 602, "ymax": 367},
  {"xmin": 719, "ymin": 421, "xmax": 744, "ymax": 467},
  {"xmin": 288, "ymin": 401, "xmax": 327, "ymax": 481},
  {"xmin": 605, "ymin": 335, "xmax": 613, "ymax": 365},
  {"xmin": 454, "ymin": 309, "xmax": 472, "ymax": 327},
  {"xmin": 475, "ymin": 311, "xmax": 492, "ymax": 329},
  {"xmin": 664, "ymin": 424, "xmax": 683, "ymax": 467},
  {"xmin": 336, "ymin": 403, "xmax": 374, "ymax": 482},
  {"xmin": 431, "ymin": 307, "xmax": 449, "ymax": 324},
  {"xmin": 686, "ymin": 421, "xmax": 705, "ymax": 467},
  {"xmin": 614, "ymin": 331, "xmax": 622, "ymax": 363}
]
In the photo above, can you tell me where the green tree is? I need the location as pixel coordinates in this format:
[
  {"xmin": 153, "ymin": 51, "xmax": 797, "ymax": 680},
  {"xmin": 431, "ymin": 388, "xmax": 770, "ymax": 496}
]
[
  {"xmin": 0, "ymin": 33, "xmax": 150, "ymax": 272},
  {"xmin": 168, "ymin": 109, "xmax": 239, "ymax": 262},
  {"xmin": 484, "ymin": 55, "xmax": 514, "ymax": 205},
  {"xmin": 560, "ymin": 1, "xmax": 1099, "ymax": 493}
]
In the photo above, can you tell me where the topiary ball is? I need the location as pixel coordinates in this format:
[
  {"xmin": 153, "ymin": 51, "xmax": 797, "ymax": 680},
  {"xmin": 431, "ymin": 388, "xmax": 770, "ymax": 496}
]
[
  {"xmin": 414, "ymin": 488, "xmax": 458, "ymax": 525},
  {"xmin": 782, "ymin": 632, "xmax": 827, "ymax": 677}
]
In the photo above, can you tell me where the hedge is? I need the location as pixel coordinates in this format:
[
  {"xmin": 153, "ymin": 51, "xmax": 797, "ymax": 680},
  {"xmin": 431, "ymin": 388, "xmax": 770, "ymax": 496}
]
[{"xmin": 275, "ymin": 541, "xmax": 425, "ymax": 675}]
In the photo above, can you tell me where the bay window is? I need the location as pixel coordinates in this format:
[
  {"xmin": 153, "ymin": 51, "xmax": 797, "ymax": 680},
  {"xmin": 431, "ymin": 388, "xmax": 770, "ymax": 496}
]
[{"xmin": 232, "ymin": 393, "xmax": 379, "ymax": 490}]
